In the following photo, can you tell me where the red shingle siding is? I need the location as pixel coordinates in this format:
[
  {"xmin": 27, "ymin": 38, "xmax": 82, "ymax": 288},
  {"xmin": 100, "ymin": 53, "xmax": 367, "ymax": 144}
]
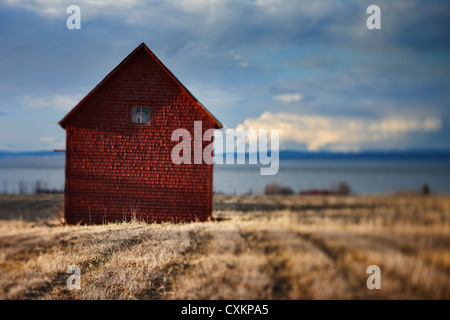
[{"xmin": 62, "ymin": 45, "xmax": 218, "ymax": 224}]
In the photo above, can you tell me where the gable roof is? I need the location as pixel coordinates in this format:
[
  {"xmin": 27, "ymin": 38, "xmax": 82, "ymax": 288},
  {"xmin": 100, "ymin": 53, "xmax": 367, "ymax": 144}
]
[{"xmin": 59, "ymin": 43, "xmax": 223, "ymax": 129}]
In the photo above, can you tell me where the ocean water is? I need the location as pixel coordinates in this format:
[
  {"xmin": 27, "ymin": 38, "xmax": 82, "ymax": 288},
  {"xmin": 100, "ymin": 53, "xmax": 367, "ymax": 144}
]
[
  {"xmin": 0, "ymin": 156, "xmax": 450, "ymax": 195},
  {"xmin": 0, "ymin": 156, "xmax": 65, "ymax": 194},
  {"xmin": 214, "ymin": 160, "xmax": 450, "ymax": 195}
]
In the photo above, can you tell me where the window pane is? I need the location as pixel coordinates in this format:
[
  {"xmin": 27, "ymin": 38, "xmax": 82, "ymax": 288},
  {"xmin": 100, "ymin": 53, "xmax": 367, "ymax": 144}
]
[
  {"xmin": 131, "ymin": 106, "xmax": 151, "ymax": 124},
  {"xmin": 143, "ymin": 107, "xmax": 150, "ymax": 123}
]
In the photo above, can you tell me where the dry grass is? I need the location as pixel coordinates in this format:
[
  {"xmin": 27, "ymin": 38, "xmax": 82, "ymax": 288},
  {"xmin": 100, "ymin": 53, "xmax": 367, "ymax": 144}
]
[{"xmin": 0, "ymin": 193, "xmax": 449, "ymax": 299}]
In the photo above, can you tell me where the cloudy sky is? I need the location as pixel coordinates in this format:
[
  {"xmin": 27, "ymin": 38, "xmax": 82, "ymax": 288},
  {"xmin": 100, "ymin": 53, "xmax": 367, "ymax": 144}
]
[{"xmin": 0, "ymin": 0, "xmax": 449, "ymax": 152}]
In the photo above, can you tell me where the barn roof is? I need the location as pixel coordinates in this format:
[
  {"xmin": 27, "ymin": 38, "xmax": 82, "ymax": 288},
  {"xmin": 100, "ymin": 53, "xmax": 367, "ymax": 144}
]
[{"xmin": 59, "ymin": 43, "xmax": 223, "ymax": 129}]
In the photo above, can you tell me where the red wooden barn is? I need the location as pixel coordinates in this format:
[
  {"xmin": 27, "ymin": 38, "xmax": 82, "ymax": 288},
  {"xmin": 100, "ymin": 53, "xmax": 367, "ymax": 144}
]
[{"xmin": 59, "ymin": 43, "xmax": 223, "ymax": 224}]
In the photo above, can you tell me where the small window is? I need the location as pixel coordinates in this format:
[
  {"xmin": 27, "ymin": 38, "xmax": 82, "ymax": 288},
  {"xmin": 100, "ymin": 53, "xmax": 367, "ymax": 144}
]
[{"xmin": 131, "ymin": 106, "xmax": 151, "ymax": 125}]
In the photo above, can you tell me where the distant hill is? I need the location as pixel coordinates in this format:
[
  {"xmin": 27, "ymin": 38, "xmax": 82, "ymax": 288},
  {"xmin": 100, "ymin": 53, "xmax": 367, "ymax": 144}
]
[
  {"xmin": 215, "ymin": 150, "xmax": 450, "ymax": 162},
  {"xmin": 1, "ymin": 149, "xmax": 450, "ymax": 161},
  {"xmin": 0, "ymin": 150, "xmax": 64, "ymax": 159},
  {"xmin": 0, "ymin": 151, "xmax": 65, "ymax": 169},
  {"xmin": 276, "ymin": 150, "xmax": 450, "ymax": 161}
]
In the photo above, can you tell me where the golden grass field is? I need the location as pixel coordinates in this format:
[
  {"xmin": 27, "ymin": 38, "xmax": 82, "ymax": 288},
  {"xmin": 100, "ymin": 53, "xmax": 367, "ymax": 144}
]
[{"xmin": 0, "ymin": 193, "xmax": 449, "ymax": 299}]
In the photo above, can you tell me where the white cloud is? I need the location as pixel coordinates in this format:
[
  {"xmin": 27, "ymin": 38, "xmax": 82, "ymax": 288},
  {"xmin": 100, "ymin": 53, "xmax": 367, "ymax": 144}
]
[
  {"xmin": 236, "ymin": 111, "xmax": 442, "ymax": 151},
  {"xmin": 273, "ymin": 93, "xmax": 303, "ymax": 104},
  {"xmin": 40, "ymin": 137, "xmax": 65, "ymax": 149},
  {"xmin": 4, "ymin": 0, "xmax": 143, "ymax": 18},
  {"xmin": 232, "ymin": 53, "xmax": 250, "ymax": 68},
  {"xmin": 369, "ymin": 118, "xmax": 442, "ymax": 134},
  {"xmin": 1, "ymin": 0, "xmax": 351, "ymax": 31},
  {"xmin": 21, "ymin": 94, "xmax": 83, "ymax": 111}
]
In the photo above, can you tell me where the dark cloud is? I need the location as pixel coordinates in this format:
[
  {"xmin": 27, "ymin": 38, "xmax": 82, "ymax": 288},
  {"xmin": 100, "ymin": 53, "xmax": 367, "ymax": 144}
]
[{"xmin": 0, "ymin": 0, "xmax": 449, "ymax": 150}]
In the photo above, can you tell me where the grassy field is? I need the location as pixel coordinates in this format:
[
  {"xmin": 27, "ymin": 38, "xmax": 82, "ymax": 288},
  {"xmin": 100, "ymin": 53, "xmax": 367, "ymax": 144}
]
[{"xmin": 0, "ymin": 193, "xmax": 449, "ymax": 299}]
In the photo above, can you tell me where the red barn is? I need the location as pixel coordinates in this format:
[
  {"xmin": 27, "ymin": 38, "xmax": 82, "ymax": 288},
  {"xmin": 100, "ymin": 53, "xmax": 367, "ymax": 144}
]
[{"xmin": 59, "ymin": 43, "xmax": 223, "ymax": 224}]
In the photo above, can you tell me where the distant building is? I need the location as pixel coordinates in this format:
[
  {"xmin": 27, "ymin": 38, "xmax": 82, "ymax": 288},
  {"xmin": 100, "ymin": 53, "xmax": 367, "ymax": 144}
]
[{"xmin": 59, "ymin": 43, "xmax": 222, "ymax": 224}]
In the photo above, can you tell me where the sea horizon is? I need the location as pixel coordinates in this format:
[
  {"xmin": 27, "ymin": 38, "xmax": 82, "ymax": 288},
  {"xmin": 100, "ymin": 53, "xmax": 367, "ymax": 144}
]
[{"xmin": 1, "ymin": 149, "xmax": 449, "ymax": 196}]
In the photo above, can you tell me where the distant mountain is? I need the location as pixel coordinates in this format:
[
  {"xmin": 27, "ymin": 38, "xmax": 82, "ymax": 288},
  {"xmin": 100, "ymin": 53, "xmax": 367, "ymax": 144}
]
[
  {"xmin": 1, "ymin": 149, "xmax": 450, "ymax": 161},
  {"xmin": 0, "ymin": 150, "xmax": 65, "ymax": 169},
  {"xmin": 277, "ymin": 150, "xmax": 450, "ymax": 161},
  {"xmin": 216, "ymin": 150, "xmax": 450, "ymax": 161},
  {"xmin": 0, "ymin": 150, "xmax": 65, "ymax": 158}
]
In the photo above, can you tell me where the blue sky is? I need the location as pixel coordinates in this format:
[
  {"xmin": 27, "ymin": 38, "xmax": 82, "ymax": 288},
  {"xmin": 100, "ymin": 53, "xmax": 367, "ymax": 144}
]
[{"xmin": 0, "ymin": 0, "xmax": 449, "ymax": 151}]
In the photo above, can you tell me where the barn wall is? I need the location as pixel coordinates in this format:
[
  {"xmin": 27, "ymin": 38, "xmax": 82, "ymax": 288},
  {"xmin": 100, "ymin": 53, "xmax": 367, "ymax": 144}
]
[{"xmin": 64, "ymin": 48, "xmax": 215, "ymax": 224}]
